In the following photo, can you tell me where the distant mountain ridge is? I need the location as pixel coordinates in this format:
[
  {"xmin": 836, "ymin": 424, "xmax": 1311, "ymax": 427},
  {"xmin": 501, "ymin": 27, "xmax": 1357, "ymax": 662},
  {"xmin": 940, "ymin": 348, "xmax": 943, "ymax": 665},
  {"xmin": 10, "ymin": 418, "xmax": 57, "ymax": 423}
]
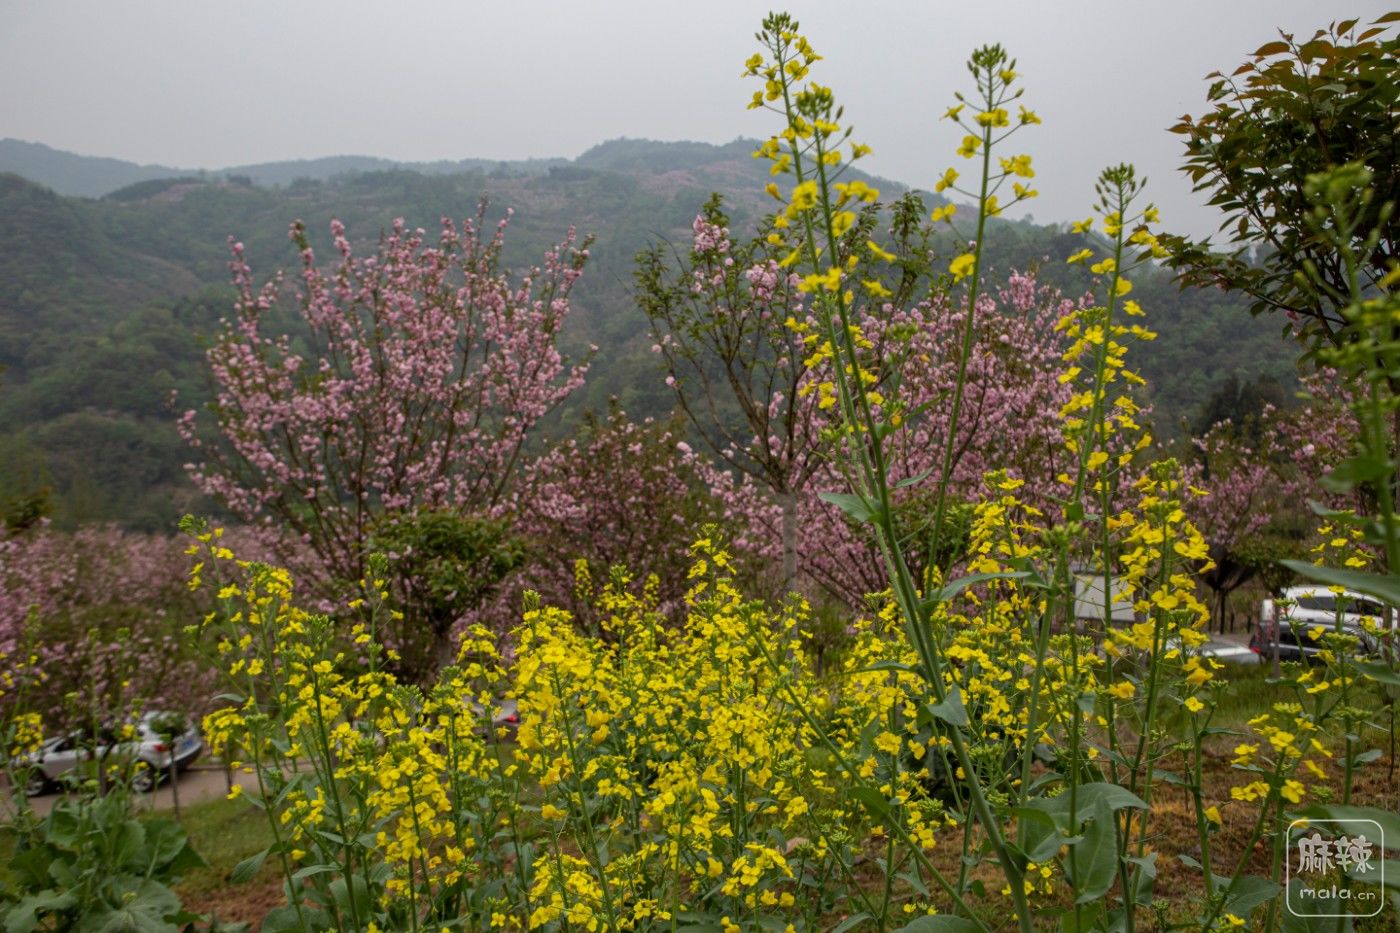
[
  {"xmin": 0, "ymin": 137, "xmax": 788, "ymax": 199},
  {"xmin": 0, "ymin": 140, "xmax": 187, "ymax": 199}
]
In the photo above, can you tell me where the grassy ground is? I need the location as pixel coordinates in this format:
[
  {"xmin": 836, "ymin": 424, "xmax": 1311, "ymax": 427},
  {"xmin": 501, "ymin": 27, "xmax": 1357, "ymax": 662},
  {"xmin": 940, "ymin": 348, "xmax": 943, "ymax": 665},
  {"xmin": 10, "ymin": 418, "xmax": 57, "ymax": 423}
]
[
  {"xmin": 160, "ymin": 665, "xmax": 1399, "ymax": 929},
  {"xmin": 175, "ymin": 795, "xmax": 283, "ymax": 927}
]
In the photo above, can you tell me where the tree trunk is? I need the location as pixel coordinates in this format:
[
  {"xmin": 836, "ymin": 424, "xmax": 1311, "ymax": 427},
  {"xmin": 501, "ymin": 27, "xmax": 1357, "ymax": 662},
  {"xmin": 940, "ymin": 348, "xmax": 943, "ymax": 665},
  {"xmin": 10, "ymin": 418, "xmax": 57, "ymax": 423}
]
[{"xmin": 779, "ymin": 490, "xmax": 798, "ymax": 595}]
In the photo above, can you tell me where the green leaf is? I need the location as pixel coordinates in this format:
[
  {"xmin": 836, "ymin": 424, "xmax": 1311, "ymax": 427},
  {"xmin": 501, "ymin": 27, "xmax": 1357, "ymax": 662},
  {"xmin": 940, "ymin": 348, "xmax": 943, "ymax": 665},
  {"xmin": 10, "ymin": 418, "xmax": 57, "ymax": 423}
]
[
  {"xmin": 229, "ymin": 847, "xmax": 270, "ymax": 884},
  {"xmin": 6, "ymin": 845, "xmax": 56, "ymax": 891},
  {"xmin": 1068, "ymin": 797, "xmax": 1119, "ymax": 903},
  {"xmin": 43, "ymin": 804, "xmax": 83, "ymax": 849},
  {"xmin": 853, "ymin": 659, "xmax": 921, "ymax": 676},
  {"xmin": 72, "ymin": 878, "xmax": 181, "ymax": 933},
  {"xmin": 1297, "ymin": 805, "xmax": 1400, "ymax": 850},
  {"xmin": 1222, "ymin": 874, "xmax": 1281, "ymax": 918},
  {"xmin": 111, "ymin": 820, "xmax": 148, "ymax": 870},
  {"xmin": 1125, "ymin": 853, "xmax": 1157, "ymax": 904},
  {"xmin": 1320, "ymin": 453, "xmax": 1389, "ymax": 491},
  {"xmin": 4, "ymin": 889, "xmax": 78, "ymax": 933},
  {"xmin": 1012, "ymin": 806, "xmax": 1068, "ymax": 864},
  {"xmin": 899, "ymin": 868, "xmax": 931, "ymax": 897},
  {"xmin": 819, "ymin": 491, "xmax": 880, "ymax": 525},
  {"xmin": 259, "ymin": 905, "xmax": 322, "ymax": 933},
  {"xmin": 290, "ymin": 863, "xmax": 338, "ymax": 882},
  {"xmin": 1350, "ymin": 748, "xmax": 1383, "ymax": 766},
  {"xmin": 895, "ymin": 465, "xmax": 938, "ymax": 489},
  {"xmin": 143, "ymin": 820, "xmax": 185, "ymax": 865},
  {"xmin": 1346, "ymin": 858, "xmax": 1400, "ymax": 889},
  {"xmin": 1354, "ymin": 659, "xmax": 1400, "ymax": 686},
  {"xmin": 924, "ymin": 687, "xmax": 970, "ymax": 728},
  {"xmin": 850, "ymin": 787, "xmax": 891, "ymax": 821},
  {"xmin": 1281, "ymin": 881, "xmax": 1350, "ymax": 932},
  {"xmin": 1279, "ymin": 562, "xmax": 1400, "ymax": 606},
  {"xmin": 329, "ymin": 875, "xmax": 372, "ymax": 924},
  {"xmin": 924, "ymin": 571, "xmax": 1030, "ymax": 608},
  {"xmin": 1059, "ymin": 901, "xmax": 1105, "ymax": 933},
  {"xmin": 1030, "ymin": 783, "xmax": 1149, "ymax": 830}
]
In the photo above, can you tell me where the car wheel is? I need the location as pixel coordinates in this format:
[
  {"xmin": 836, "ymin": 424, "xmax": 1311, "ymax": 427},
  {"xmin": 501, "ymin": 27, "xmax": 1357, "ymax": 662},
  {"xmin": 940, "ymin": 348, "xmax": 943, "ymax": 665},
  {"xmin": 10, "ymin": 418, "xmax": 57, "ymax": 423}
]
[
  {"xmin": 23, "ymin": 772, "xmax": 50, "ymax": 797},
  {"xmin": 130, "ymin": 762, "xmax": 158, "ymax": 794}
]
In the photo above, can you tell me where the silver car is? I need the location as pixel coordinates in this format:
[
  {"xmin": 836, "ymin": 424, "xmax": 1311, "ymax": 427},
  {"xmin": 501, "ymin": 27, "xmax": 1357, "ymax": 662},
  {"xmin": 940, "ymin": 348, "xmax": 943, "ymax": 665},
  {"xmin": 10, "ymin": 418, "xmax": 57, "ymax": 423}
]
[{"xmin": 21, "ymin": 711, "xmax": 204, "ymax": 796}]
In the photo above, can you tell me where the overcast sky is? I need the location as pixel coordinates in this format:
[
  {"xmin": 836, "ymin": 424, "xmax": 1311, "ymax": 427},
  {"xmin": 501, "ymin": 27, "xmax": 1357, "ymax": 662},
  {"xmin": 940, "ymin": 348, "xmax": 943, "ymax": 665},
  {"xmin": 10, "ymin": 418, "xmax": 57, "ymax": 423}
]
[{"xmin": 1, "ymin": 1, "xmax": 1389, "ymax": 238}]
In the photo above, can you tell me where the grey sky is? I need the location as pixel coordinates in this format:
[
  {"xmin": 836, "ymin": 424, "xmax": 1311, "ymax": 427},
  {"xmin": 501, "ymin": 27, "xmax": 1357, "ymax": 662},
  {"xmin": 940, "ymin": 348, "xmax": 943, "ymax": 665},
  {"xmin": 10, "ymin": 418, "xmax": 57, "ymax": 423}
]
[{"xmin": 1, "ymin": 1, "xmax": 1388, "ymax": 238}]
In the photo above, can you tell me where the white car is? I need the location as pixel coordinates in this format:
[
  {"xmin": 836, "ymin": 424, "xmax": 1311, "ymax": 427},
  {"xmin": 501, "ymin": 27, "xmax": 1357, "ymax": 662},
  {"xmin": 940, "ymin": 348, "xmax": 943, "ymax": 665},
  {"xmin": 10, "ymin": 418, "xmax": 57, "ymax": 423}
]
[
  {"xmin": 1253, "ymin": 586, "xmax": 1386, "ymax": 663},
  {"xmin": 20, "ymin": 711, "xmax": 204, "ymax": 796}
]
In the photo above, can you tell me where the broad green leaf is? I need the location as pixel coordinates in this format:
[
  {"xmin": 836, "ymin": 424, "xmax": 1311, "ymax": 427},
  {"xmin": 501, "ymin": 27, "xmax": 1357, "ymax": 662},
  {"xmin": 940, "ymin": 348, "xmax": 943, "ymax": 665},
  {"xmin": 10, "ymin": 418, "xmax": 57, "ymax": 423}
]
[
  {"xmin": 1032, "ymin": 783, "xmax": 1148, "ymax": 829},
  {"xmin": 1320, "ymin": 453, "xmax": 1389, "ymax": 491},
  {"xmin": 1059, "ymin": 901, "xmax": 1105, "ymax": 933},
  {"xmin": 1279, "ymin": 562, "xmax": 1400, "ymax": 607},
  {"xmin": 260, "ymin": 905, "xmax": 324, "ymax": 933},
  {"xmin": 142, "ymin": 820, "xmax": 184, "ymax": 865},
  {"xmin": 1011, "ymin": 806, "xmax": 1069, "ymax": 864},
  {"xmin": 110, "ymin": 820, "xmax": 148, "ymax": 870},
  {"xmin": 1068, "ymin": 797, "xmax": 1119, "ymax": 903}
]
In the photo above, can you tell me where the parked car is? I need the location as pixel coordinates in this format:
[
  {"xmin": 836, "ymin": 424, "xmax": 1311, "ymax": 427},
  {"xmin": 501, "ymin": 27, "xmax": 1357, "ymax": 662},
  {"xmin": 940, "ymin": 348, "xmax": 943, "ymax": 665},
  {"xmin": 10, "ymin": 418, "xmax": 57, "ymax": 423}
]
[
  {"xmin": 466, "ymin": 697, "xmax": 519, "ymax": 739},
  {"xmin": 19, "ymin": 711, "xmax": 204, "ymax": 797},
  {"xmin": 1251, "ymin": 586, "xmax": 1386, "ymax": 663}
]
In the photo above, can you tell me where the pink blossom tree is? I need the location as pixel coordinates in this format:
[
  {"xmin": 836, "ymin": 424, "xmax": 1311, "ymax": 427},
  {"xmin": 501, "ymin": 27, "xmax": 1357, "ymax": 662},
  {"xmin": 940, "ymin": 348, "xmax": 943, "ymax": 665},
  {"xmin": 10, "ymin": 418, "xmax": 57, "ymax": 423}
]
[
  {"xmin": 642, "ymin": 200, "xmax": 1077, "ymax": 608},
  {"xmin": 488, "ymin": 406, "xmax": 741, "ymax": 630},
  {"xmin": 635, "ymin": 195, "xmax": 827, "ymax": 592},
  {"xmin": 0, "ymin": 523, "xmax": 217, "ymax": 723},
  {"xmin": 708, "ymin": 272, "xmax": 1076, "ymax": 606},
  {"xmin": 181, "ymin": 209, "xmax": 589, "ymax": 677},
  {"xmin": 1181, "ymin": 370, "xmax": 1359, "ymax": 629}
]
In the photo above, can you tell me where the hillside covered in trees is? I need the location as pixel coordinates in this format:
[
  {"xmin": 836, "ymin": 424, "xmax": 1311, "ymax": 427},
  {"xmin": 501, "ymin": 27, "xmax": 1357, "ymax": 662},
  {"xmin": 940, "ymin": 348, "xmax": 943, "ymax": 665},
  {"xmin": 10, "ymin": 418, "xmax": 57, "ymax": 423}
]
[{"xmin": 0, "ymin": 137, "xmax": 1300, "ymax": 530}]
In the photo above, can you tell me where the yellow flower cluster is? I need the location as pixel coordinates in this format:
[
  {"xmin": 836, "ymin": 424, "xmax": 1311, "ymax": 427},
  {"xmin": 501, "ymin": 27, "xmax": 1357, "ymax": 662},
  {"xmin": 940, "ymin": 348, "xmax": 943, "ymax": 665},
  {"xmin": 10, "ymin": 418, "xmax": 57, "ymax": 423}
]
[{"xmin": 187, "ymin": 525, "xmax": 990, "ymax": 926}]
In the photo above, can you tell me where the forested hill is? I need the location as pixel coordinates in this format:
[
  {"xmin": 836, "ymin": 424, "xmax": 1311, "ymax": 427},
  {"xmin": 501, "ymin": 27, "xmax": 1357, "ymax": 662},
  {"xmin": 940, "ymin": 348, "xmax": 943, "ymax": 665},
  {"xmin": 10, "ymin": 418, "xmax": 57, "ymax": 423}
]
[{"xmin": 0, "ymin": 138, "xmax": 1300, "ymax": 531}]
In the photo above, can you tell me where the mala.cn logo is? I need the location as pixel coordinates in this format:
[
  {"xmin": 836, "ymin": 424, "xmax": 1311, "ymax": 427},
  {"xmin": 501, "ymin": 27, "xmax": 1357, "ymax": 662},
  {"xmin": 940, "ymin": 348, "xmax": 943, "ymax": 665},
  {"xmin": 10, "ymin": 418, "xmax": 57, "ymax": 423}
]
[{"xmin": 1286, "ymin": 819, "xmax": 1385, "ymax": 918}]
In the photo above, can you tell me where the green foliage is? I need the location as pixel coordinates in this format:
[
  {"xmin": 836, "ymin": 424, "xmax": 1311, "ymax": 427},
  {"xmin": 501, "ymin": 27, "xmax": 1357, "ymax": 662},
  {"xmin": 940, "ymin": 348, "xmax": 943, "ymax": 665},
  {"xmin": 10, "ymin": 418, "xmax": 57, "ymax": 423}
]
[
  {"xmin": 0, "ymin": 794, "xmax": 216, "ymax": 932},
  {"xmin": 1190, "ymin": 373, "xmax": 1289, "ymax": 439},
  {"xmin": 1166, "ymin": 14, "xmax": 1400, "ymax": 352},
  {"xmin": 367, "ymin": 510, "xmax": 525, "ymax": 681}
]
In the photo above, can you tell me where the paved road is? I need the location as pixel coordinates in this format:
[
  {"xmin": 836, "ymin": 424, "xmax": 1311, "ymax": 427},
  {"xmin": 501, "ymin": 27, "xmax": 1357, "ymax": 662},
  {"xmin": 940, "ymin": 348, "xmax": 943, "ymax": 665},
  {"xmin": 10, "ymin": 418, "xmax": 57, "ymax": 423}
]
[
  {"xmin": 12, "ymin": 763, "xmax": 262, "ymax": 818},
  {"xmin": 1202, "ymin": 631, "xmax": 1260, "ymax": 664}
]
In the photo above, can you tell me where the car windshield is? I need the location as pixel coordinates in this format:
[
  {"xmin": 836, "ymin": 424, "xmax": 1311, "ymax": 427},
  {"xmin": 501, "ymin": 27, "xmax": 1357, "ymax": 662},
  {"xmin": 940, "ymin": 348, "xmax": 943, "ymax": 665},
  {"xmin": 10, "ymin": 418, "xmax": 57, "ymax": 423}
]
[{"xmin": 1291, "ymin": 594, "xmax": 1386, "ymax": 617}]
